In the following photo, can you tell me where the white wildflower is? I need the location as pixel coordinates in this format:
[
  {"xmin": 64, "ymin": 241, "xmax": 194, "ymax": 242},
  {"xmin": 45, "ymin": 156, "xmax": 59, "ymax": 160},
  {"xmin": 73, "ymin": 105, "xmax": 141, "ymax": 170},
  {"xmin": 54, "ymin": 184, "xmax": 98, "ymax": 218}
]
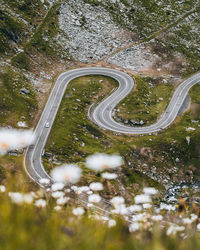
[
  {"xmin": 8, "ymin": 192, "xmax": 24, "ymax": 204},
  {"xmin": 87, "ymin": 190, "xmax": 93, "ymax": 195},
  {"xmin": 108, "ymin": 219, "xmax": 116, "ymax": 228},
  {"xmin": 186, "ymin": 127, "xmax": 195, "ymax": 132},
  {"xmin": 167, "ymin": 225, "xmax": 185, "ymax": 235},
  {"xmin": 51, "ymin": 164, "xmax": 82, "ymax": 184},
  {"xmin": 154, "ymin": 208, "xmax": 161, "ymax": 214},
  {"xmin": 93, "ymin": 215, "xmax": 108, "ymax": 221},
  {"xmin": 186, "ymin": 136, "xmax": 190, "ymax": 144},
  {"xmin": 23, "ymin": 194, "xmax": 33, "ymax": 204},
  {"xmin": 151, "ymin": 215, "xmax": 163, "ymax": 221},
  {"xmin": 51, "ymin": 182, "xmax": 65, "ymax": 191},
  {"xmin": 76, "ymin": 186, "xmax": 90, "ymax": 194},
  {"xmin": 127, "ymin": 205, "xmax": 142, "ymax": 213},
  {"xmin": 87, "ymin": 203, "xmax": 94, "ymax": 208},
  {"xmin": 110, "ymin": 196, "xmax": 125, "ymax": 207},
  {"xmin": 73, "ymin": 207, "xmax": 85, "ymax": 216},
  {"xmin": 0, "ymin": 185, "xmax": 6, "ymax": 192},
  {"xmin": 56, "ymin": 197, "xmax": 69, "ymax": 205},
  {"xmin": 39, "ymin": 178, "xmax": 50, "ymax": 185},
  {"xmin": 132, "ymin": 213, "xmax": 147, "ymax": 222},
  {"xmin": 0, "ymin": 129, "xmax": 34, "ymax": 155},
  {"xmin": 101, "ymin": 172, "xmax": 118, "ymax": 179},
  {"xmin": 88, "ymin": 194, "xmax": 101, "ymax": 203},
  {"xmin": 86, "ymin": 153, "xmax": 122, "ymax": 171},
  {"xmin": 89, "ymin": 182, "xmax": 103, "ymax": 191},
  {"xmin": 100, "ymin": 216, "xmax": 109, "ymax": 222},
  {"xmin": 134, "ymin": 194, "xmax": 151, "ymax": 204},
  {"xmin": 143, "ymin": 203, "xmax": 152, "ymax": 209},
  {"xmin": 160, "ymin": 203, "xmax": 176, "ymax": 211},
  {"xmin": 183, "ymin": 218, "xmax": 193, "ymax": 224},
  {"xmin": 71, "ymin": 185, "xmax": 78, "ymax": 191},
  {"xmin": 54, "ymin": 205, "xmax": 61, "ymax": 211},
  {"xmin": 111, "ymin": 204, "xmax": 128, "ymax": 215},
  {"xmin": 191, "ymin": 214, "xmax": 198, "ymax": 222},
  {"xmin": 197, "ymin": 223, "xmax": 200, "ymax": 231},
  {"xmin": 51, "ymin": 191, "xmax": 64, "ymax": 198},
  {"xmin": 129, "ymin": 222, "xmax": 140, "ymax": 232},
  {"xmin": 35, "ymin": 199, "xmax": 46, "ymax": 208},
  {"xmin": 143, "ymin": 187, "xmax": 158, "ymax": 195}
]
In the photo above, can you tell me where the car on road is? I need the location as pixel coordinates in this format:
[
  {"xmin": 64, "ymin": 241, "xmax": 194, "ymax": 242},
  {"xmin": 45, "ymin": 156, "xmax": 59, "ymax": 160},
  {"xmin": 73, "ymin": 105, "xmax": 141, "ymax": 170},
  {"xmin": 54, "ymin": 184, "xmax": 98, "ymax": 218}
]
[{"xmin": 45, "ymin": 122, "xmax": 50, "ymax": 128}]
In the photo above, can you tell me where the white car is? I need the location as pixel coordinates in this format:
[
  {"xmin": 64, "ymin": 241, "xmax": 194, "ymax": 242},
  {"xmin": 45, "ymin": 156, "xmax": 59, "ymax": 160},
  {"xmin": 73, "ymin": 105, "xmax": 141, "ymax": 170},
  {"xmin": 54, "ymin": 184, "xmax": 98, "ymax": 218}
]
[{"xmin": 45, "ymin": 122, "xmax": 50, "ymax": 128}]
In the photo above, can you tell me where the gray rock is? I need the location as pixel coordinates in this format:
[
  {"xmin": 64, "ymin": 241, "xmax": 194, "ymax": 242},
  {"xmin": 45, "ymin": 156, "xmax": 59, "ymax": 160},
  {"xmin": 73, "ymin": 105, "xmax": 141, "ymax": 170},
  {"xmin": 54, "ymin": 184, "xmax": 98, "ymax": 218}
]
[{"xmin": 20, "ymin": 88, "xmax": 30, "ymax": 95}]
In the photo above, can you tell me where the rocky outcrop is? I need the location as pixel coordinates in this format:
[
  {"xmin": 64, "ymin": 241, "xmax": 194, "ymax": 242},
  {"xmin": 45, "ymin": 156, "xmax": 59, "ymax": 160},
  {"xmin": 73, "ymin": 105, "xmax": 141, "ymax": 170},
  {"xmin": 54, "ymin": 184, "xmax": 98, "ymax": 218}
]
[{"xmin": 58, "ymin": 0, "xmax": 134, "ymax": 62}]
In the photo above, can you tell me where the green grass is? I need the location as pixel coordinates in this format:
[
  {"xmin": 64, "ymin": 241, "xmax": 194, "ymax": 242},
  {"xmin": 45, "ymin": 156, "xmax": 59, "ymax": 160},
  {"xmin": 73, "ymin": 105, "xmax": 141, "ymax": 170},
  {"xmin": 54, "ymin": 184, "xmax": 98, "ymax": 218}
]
[
  {"xmin": 150, "ymin": 10, "xmax": 200, "ymax": 76},
  {"xmin": 0, "ymin": 10, "xmax": 24, "ymax": 54},
  {"xmin": 11, "ymin": 1, "xmax": 72, "ymax": 70},
  {"xmin": 0, "ymin": 175, "xmax": 200, "ymax": 250},
  {"xmin": 25, "ymin": 1, "xmax": 71, "ymax": 61},
  {"xmin": 44, "ymin": 74, "xmax": 200, "ymax": 193},
  {"xmin": 83, "ymin": 0, "xmax": 197, "ymax": 39},
  {"xmin": 11, "ymin": 52, "xmax": 30, "ymax": 71},
  {"xmin": 115, "ymin": 76, "xmax": 174, "ymax": 124},
  {"xmin": 119, "ymin": 84, "xmax": 200, "ymax": 183},
  {"xmin": 3, "ymin": 0, "xmax": 46, "ymax": 21},
  {"xmin": 0, "ymin": 0, "xmax": 48, "ymax": 57},
  {"xmin": 0, "ymin": 67, "xmax": 38, "ymax": 127},
  {"xmin": 44, "ymin": 75, "xmax": 164, "ymax": 197}
]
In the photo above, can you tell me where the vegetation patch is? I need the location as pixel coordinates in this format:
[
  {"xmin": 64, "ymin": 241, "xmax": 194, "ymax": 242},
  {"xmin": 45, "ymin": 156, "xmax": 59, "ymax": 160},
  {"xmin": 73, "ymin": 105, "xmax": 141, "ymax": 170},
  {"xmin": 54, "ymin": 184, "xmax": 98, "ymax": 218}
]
[
  {"xmin": 115, "ymin": 76, "xmax": 174, "ymax": 125},
  {"xmin": 3, "ymin": 0, "xmax": 46, "ymax": 21},
  {"xmin": 44, "ymin": 75, "xmax": 163, "ymax": 198},
  {"xmin": 116, "ymin": 84, "xmax": 200, "ymax": 185},
  {"xmin": 0, "ymin": 10, "xmax": 24, "ymax": 55},
  {"xmin": 11, "ymin": 52, "xmax": 30, "ymax": 71},
  {"xmin": 44, "ymin": 74, "xmax": 199, "ymax": 191},
  {"xmin": 151, "ymin": 10, "xmax": 200, "ymax": 76},
  {"xmin": 26, "ymin": 1, "xmax": 71, "ymax": 61},
  {"xmin": 0, "ymin": 67, "xmax": 38, "ymax": 127},
  {"xmin": 83, "ymin": 0, "xmax": 197, "ymax": 39}
]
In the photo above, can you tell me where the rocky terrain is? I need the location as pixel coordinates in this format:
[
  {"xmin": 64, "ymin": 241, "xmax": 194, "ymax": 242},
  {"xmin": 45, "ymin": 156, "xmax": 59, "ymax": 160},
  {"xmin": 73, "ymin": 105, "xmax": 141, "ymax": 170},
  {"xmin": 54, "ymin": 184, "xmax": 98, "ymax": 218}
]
[{"xmin": 58, "ymin": 0, "xmax": 134, "ymax": 62}]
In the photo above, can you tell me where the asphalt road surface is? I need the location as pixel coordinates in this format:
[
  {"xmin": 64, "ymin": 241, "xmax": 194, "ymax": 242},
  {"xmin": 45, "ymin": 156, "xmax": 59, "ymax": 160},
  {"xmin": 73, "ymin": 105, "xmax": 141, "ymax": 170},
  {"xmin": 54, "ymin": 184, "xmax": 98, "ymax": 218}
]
[{"xmin": 24, "ymin": 67, "xmax": 200, "ymax": 185}]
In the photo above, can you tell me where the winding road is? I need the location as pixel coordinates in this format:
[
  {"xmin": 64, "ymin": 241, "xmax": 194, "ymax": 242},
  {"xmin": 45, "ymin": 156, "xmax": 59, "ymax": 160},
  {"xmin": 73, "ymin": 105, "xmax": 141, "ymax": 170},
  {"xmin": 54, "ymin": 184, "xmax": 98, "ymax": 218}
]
[{"xmin": 24, "ymin": 67, "xmax": 200, "ymax": 185}]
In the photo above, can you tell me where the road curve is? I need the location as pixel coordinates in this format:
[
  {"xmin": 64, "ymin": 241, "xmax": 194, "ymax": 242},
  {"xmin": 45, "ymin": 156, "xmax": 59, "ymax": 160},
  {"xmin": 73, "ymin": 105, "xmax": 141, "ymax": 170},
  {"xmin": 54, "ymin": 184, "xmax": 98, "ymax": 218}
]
[{"xmin": 24, "ymin": 67, "xmax": 200, "ymax": 185}]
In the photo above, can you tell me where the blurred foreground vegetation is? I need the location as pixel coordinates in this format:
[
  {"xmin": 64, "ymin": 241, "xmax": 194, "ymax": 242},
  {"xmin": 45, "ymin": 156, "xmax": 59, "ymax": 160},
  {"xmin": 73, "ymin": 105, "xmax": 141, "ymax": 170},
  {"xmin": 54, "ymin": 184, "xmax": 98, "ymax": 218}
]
[
  {"xmin": 0, "ymin": 171, "xmax": 199, "ymax": 250},
  {"xmin": 0, "ymin": 189, "xmax": 200, "ymax": 250}
]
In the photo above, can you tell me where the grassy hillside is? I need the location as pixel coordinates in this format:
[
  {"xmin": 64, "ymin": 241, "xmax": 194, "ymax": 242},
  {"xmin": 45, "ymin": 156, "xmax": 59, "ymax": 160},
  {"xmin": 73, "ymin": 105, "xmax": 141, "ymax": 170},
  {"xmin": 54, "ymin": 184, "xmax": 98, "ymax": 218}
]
[
  {"xmin": 115, "ymin": 76, "xmax": 174, "ymax": 124},
  {"xmin": 44, "ymin": 74, "xmax": 200, "ymax": 190},
  {"xmin": 0, "ymin": 1, "xmax": 200, "ymax": 248},
  {"xmin": 0, "ymin": 66, "xmax": 38, "ymax": 127}
]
